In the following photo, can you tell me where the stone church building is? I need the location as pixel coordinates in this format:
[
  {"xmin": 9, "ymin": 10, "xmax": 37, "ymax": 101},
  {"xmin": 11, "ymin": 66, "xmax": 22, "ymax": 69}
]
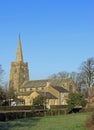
[{"xmin": 9, "ymin": 36, "xmax": 76, "ymax": 108}]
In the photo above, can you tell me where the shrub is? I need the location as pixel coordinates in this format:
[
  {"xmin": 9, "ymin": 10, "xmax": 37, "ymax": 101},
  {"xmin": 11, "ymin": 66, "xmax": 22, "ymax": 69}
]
[
  {"xmin": 33, "ymin": 95, "xmax": 46, "ymax": 107},
  {"xmin": 67, "ymin": 92, "xmax": 87, "ymax": 112}
]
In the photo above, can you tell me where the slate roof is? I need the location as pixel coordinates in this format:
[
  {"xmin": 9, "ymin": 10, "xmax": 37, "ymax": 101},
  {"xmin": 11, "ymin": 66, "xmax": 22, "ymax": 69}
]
[
  {"xmin": 49, "ymin": 78, "xmax": 73, "ymax": 86},
  {"xmin": 21, "ymin": 78, "xmax": 72, "ymax": 88},
  {"xmin": 39, "ymin": 92, "xmax": 58, "ymax": 99},
  {"xmin": 17, "ymin": 91, "xmax": 32, "ymax": 96},
  {"xmin": 21, "ymin": 79, "xmax": 48, "ymax": 88},
  {"xmin": 52, "ymin": 86, "xmax": 69, "ymax": 93}
]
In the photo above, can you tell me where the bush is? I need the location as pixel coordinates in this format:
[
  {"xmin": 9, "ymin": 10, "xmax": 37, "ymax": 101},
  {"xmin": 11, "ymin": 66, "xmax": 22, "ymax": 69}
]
[
  {"xmin": 67, "ymin": 92, "xmax": 87, "ymax": 112},
  {"xmin": 33, "ymin": 95, "xmax": 46, "ymax": 106}
]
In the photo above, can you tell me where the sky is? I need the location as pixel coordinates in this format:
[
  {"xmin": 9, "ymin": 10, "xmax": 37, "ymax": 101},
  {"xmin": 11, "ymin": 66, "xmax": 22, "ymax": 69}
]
[{"xmin": 0, "ymin": 0, "xmax": 94, "ymax": 81}]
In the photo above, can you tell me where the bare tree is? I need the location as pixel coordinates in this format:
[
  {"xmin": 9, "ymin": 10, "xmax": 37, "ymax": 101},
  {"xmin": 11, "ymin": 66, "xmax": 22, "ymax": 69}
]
[
  {"xmin": 70, "ymin": 72, "xmax": 79, "ymax": 82},
  {"xmin": 80, "ymin": 57, "xmax": 94, "ymax": 99},
  {"xmin": 0, "ymin": 65, "xmax": 6, "ymax": 105},
  {"xmin": 57, "ymin": 71, "xmax": 69, "ymax": 78},
  {"xmin": 49, "ymin": 71, "xmax": 70, "ymax": 79},
  {"xmin": 0, "ymin": 65, "xmax": 4, "ymax": 86},
  {"xmin": 49, "ymin": 73, "xmax": 58, "ymax": 79}
]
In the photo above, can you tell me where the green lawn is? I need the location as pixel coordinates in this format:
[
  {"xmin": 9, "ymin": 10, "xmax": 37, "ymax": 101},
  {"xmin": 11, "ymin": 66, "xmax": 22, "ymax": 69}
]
[{"xmin": 0, "ymin": 113, "xmax": 89, "ymax": 130}]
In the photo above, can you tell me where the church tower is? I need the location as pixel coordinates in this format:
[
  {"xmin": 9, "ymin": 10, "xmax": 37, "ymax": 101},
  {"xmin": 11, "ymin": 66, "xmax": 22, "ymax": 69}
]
[{"xmin": 9, "ymin": 36, "xmax": 29, "ymax": 91}]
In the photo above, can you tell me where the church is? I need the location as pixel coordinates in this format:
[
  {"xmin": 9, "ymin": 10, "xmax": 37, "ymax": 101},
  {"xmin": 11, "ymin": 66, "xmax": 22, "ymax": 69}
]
[{"xmin": 9, "ymin": 36, "xmax": 76, "ymax": 108}]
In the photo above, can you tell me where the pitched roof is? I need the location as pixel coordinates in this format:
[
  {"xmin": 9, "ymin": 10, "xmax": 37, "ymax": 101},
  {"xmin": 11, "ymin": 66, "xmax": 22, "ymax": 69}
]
[
  {"xmin": 39, "ymin": 92, "xmax": 58, "ymax": 99},
  {"xmin": 52, "ymin": 86, "xmax": 69, "ymax": 93},
  {"xmin": 21, "ymin": 78, "xmax": 72, "ymax": 88},
  {"xmin": 21, "ymin": 80, "xmax": 48, "ymax": 88},
  {"xmin": 21, "ymin": 79, "xmax": 48, "ymax": 88},
  {"xmin": 49, "ymin": 78, "xmax": 71, "ymax": 86},
  {"xmin": 17, "ymin": 91, "xmax": 32, "ymax": 96}
]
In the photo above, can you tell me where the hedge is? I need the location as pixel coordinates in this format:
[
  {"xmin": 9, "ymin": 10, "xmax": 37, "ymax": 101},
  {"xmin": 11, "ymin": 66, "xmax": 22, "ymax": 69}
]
[
  {"xmin": 50, "ymin": 105, "xmax": 68, "ymax": 109},
  {"xmin": 0, "ymin": 105, "xmax": 44, "ymax": 111}
]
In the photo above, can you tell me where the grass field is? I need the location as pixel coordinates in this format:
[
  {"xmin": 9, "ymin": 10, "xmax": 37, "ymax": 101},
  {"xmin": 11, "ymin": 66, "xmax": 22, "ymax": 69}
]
[{"xmin": 0, "ymin": 113, "xmax": 89, "ymax": 130}]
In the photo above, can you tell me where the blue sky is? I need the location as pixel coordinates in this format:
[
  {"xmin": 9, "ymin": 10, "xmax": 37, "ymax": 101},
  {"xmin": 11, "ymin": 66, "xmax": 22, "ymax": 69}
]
[{"xmin": 0, "ymin": 0, "xmax": 94, "ymax": 81}]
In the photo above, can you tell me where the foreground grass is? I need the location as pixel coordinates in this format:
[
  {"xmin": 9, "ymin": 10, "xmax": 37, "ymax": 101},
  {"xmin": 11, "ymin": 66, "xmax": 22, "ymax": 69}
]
[{"xmin": 0, "ymin": 113, "xmax": 89, "ymax": 130}]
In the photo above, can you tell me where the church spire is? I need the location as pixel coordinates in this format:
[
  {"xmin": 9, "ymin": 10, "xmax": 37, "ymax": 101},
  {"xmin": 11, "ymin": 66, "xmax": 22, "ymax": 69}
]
[{"xmin": 16, "ymin": 35, "xmax": 23, "ymax": 62}]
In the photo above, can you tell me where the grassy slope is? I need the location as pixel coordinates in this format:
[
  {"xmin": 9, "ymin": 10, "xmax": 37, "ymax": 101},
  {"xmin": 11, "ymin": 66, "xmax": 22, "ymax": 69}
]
[{"xmin": 0, "ymin": 113, "xmax": 89, "ymax": 130}]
